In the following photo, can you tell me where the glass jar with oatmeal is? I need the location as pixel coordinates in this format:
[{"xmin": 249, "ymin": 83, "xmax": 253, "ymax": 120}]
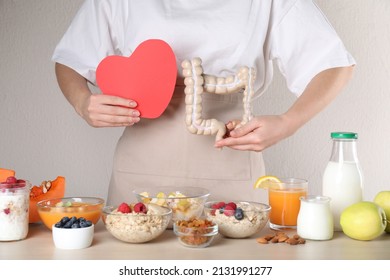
[{"xmin": 0, "ymin": 178, "xmax": 30, "ymax": 241}]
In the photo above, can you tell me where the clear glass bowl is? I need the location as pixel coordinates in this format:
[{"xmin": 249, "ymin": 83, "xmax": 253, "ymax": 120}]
[
  {"xmin": 173, "ymin": 221, "xmax": 218, "ymax": 248},
  {"xmin": 102, "ymin": 204, "xmax": 172, "ymax": 243},
  {"xmin": 37, "ymin": 197, "xmax": 105, "ymax": 230},
  {"xmin": 133, "ymin": 186, "xmax": 210, "ymax": 225},
  {"xmin": 203, "ymin": 201, "xmax": 270, "ymax": 238}
]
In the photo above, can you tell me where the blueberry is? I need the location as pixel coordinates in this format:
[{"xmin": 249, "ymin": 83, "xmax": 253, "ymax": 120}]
[
  {"xmin": 69, "ymin": 216, "xmax": 77, "ymax": 223},
  {"xmin": 219, "ymin": 207, "xmax": 225, "ymax": 214},
  {"xmin": 234, "ymin": 208, "xmax": 244, "ymax": 220},
  {"xmin": 78, "ymin": 217, "xmax": 86, "ymax": 223},
  {"xmin": 80, "ymin": 220, "xmax": 92, "ymax": 228},
  {"xmin": 54, "ymin": 222, "xmax": 62, "ymax": 228},
  {"xmin": 60, "ymin": 216, "xmax": 70, "ymax": 224},
  {"xmin": 71, "ymin": 222, "xmax": 80, "ymax": 228},
  {"xmin": 63, "ymin": 221, "xmax": 72, "ymax": 228}
]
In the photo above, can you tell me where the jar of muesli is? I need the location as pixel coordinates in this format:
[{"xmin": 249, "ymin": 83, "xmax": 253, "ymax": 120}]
[{"xmin": 0, "ymin": 178, "xmax": 30, "ymax": 241}]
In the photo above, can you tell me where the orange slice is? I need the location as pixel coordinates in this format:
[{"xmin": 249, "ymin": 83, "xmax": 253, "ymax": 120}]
[{"xmin": 253, "ymin": 175, "xmax": 282, "ymax": 189}]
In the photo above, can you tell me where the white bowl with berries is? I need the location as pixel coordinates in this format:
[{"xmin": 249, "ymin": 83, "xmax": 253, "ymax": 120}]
[
  {"xmin": 102, "ymin": 202, "xmax": 172, "ymax": 243},
  {"xmin": 203, "ymin": 201, "xmax": 271, "ymax": 239},
  {"xmin": 52, "ymin": 216, "xmax": 94, "ymax": 249}
]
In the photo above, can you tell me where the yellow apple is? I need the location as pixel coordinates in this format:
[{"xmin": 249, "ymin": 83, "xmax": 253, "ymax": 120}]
[
  {"xmin": 340, "ymin": 201, "xmax": 386, "ymax": 241},
  {"xmin": 374, "ymin": 191, "xmax": 390, "ymax": 233}
]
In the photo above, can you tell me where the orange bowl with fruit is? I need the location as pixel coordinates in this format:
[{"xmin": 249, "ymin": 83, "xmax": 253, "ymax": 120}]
[{"xmin": 37, "ymin": 197, "xmax": 105, "ymax": 230}]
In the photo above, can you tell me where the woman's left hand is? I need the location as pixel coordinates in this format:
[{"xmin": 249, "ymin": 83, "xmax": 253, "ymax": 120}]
[{"xmin": 214, "ymin": 115, "xmax": 294, "ymax": 152}]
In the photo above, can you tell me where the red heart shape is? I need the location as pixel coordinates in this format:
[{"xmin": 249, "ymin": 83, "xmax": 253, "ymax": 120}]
[{"xmin": 96, "ymin": 39, "xmax": 177, "ymax": 118}]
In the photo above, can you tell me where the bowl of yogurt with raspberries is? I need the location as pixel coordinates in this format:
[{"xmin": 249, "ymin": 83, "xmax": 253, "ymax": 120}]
[
  {"xmin": 204, "ymin": 201, "xmax": 271, "ymax": 239},
  {"xmin": 102, "ymin": 202, "xmax": 172, "ymax": 243}
]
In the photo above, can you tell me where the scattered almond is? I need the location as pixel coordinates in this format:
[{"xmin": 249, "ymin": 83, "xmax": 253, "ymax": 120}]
[
  {"xmin": 256, "ymin": 232, "xmax": 306, "ymax": 246},
  {"xmin": 256, "ymin": 237, "xmax": 269, "ymax": 244},
  {"xmin": 278, "ymin": 235, "xmax": 288, "ymax": 243}
]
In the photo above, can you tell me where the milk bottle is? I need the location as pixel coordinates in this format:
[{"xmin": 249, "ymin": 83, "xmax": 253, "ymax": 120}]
[{"xmin": 322, "ymin": 132, "xmax": 363, "ymax": 231}]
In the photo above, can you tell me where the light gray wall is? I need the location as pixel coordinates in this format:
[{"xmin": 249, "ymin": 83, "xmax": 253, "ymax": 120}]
[{"xmin": 1, "ymin": 1, "xmax": 389, "ymax": 202}]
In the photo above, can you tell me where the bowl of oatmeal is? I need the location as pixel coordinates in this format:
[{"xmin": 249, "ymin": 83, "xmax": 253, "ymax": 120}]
[
  {"xmin": 204, "ymin": 201, "xmax": 270, "ymax": 238},
  {"xmin": 173, "ymin": 217, "xmax": 218, "ymax": 248},
  {"xmin": 102, "ymin": 202, "xmax": 172, "ymax": 243},
  {"xmin": 133, "ymin": 186, "xmax": 210, "ymax": 225}
]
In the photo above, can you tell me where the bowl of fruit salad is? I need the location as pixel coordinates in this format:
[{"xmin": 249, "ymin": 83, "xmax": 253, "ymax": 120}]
[
  {"xmin": 102, "ymin": 202, "xmax": 172, "ymax": 243},
  {"xmin": 203, "ymin": 201, "xmax": 271, "ymax": 238},
  {"xmin": 37, "ymin": 197, "xmax": 105, "ymax": 230},
  {"xmin": 52, "ymin": 216, "xmax": 94, "ymax": 249},
  {"xmin": 133, "ymin": 186, "xmax": 210, "ymax": 226}
]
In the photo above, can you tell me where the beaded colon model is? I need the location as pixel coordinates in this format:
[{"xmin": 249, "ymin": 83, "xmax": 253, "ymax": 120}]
[{"xmin": 181, "ymin": 57, "xmax": 256, "ymax": 141}]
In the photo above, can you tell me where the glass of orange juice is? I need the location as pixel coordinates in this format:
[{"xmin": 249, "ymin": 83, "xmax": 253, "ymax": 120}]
[{"xmin": 268, "ymin": 178, "xmax": 308, "ymax": 230}]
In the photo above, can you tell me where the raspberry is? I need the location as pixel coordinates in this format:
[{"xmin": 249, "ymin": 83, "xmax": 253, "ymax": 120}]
[
  {"xmin": 134, "ymin": 202, "xmax": 147, "ymax": 214},
  {"xmin": 6, "ymin": 176, "xmax": 17, "ymax": 184},
  {"xmin": 3, "ymin": 208, "xmax": 10, "ymax": 215},
  {"xmin": 214, "ymin": 202, "xmax": 226, "ymax": 209},
  {"xmin": 117, "ymin": 202, "xmax": 131, "ymax": 213},
  {"xmin": 226, "ymin": 202, "xmax": 237, "ymax": 210},
  {"xmin": 223, "ymin": 205, "xmax": 235, "ymax": 216}
]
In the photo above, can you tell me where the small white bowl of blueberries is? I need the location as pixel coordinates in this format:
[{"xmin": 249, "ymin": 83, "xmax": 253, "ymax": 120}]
[{"xmin": 52, "ymin": 216, "xmax": 94, "ymax": 249}]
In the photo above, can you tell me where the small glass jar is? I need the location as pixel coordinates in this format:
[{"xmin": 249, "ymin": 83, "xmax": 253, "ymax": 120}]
[
  {"xmin": 0, "ymin": 180, "xmax": 30, "ymax": 241},
  {"xmin": 297, "ymin": 195, "xmax": 333, "ymax": 241}
]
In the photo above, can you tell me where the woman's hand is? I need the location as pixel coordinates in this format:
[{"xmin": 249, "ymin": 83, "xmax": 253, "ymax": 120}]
[
  {"xmin": 55, "ymin": 62, "xmax": 140, "ymax": 128},
  {"xmin": 78, "ymin": 94, "xmax": 140, "ymax": 128},
  {"xmin": 214, "ymin": 66, "xmax": 354, "ymax": 152},
  {"xmin": 214, "ymin": 115, "xmax": 294, "ymax": 152}
]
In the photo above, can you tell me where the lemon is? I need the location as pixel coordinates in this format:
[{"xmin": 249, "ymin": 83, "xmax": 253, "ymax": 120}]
[{"xmin": 253, "ymin": 175, "xmax": 281, "ymax": 189}]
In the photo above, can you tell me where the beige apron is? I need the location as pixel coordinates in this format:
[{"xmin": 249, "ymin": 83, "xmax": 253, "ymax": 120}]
[{"xmin": 107, "ymin": 85, "xmax": 266, "ymax": 204}]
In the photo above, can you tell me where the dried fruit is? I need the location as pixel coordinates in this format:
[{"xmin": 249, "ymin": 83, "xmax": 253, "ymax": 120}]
[{"xmin": 118, "ymin": 203, "xmax": 131, "ymax": 213}]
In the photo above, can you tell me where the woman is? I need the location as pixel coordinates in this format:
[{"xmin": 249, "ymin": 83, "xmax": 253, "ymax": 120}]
[{"xmin": 53, "ymin": 0, "xmax": 355, "ymax": 204}]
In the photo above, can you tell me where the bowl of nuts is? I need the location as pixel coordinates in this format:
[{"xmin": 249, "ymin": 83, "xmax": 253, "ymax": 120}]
[
  {"xmin": 173, "ymin": 217, "xmax": 218, "ymax": 248},
  {"xmin": 203, "ymin": 201, "xmax": 270, "ymax": 238}
]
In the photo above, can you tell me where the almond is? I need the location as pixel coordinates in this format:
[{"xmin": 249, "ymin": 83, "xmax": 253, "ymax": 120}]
[{"xmin": 256, "ymin": 237, "xmax": 269, "ymax": 244}]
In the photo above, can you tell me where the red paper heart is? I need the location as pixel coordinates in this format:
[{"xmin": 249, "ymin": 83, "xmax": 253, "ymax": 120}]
[{"xmin": 96, "ymin": 39, "xmax": 177, "ymax": 118}]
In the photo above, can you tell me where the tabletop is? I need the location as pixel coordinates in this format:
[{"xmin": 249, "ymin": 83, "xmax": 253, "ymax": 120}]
[{"xmin": 1, "ymin": 221, "xmax": 389, "ymax": 260}]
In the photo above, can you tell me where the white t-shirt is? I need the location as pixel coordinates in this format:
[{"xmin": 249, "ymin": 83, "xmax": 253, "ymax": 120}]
[{"xmin": 52, "ymin": 0, "xmax": 355, "ymax": 97}]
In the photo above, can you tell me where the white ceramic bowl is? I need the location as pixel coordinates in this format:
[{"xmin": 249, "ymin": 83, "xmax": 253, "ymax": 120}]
[{"xmin": 52, "ymin": 224, "xmax": 94, "ymax": 249}]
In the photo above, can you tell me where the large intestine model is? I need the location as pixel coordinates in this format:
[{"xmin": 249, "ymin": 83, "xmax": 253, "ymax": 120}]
[{"xmin": 181, "ymin": 58, "xmax": 256, "ymax": 141}]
